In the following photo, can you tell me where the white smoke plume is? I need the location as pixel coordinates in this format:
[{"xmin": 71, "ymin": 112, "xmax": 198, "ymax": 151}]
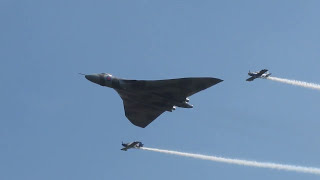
[
  {"xmin": 140, "ymin": 147, "xmax": 320, "ymax": 175},
  {"xmin": 266, "ymin": 77, "xmax": 320, "ymax": 91}
]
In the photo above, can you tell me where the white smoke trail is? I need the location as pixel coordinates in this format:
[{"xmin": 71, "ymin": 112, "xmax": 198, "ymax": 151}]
[
  {"xmin": 140, "ymin": 147, "xmax": 320, "ymax": 175},
  {"xmin": 266, "ymin": 77, "xmax": 320, "ymax": 91}
]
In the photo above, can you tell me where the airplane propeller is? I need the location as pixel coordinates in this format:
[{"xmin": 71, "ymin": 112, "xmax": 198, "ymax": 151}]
[{"xmin": 78, "ymin": 73, "xmax": 86, "ymax": 76}]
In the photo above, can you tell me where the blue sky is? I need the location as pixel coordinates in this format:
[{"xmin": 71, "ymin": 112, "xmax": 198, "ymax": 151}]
[{"xmin": 1, "ymin": 0, "xmax": 320, "ymax": 179}]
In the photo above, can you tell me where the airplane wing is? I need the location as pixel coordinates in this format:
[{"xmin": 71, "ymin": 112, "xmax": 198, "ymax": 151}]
[
  {"xmin": 256, "ymin": 69, "xmax": 268, "ymax": 76},
  {"xmin": 116, "ymin": 77, "xmax": 222, "ymax": 128},
  {"xmin": 122, "ymin": 99, "xmax": 165, "ymax": 128},
  {"xmin": 246, "ymin": 77, "xmax": 256, "ymax": 81},
  {"xmin": 121, "ymin": 147, "xmax": 128, "ymax": 151},
  {"xmin": 123, "ymin": 77, "xmax": 223, "ymax": 102},
  {"xmin": 149, "ymin": 77, "xmax": 222, "ymax": 100}
]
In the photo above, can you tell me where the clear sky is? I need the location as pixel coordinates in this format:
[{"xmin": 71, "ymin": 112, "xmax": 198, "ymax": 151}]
[{"xmin": 1, "ymin": 1, "xmax": 320, "ymax": 179}]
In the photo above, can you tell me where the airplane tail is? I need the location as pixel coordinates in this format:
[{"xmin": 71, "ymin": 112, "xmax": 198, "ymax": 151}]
[{"xmin": 137, "ymin": 142, "xmax": 144, "ymax": 148}]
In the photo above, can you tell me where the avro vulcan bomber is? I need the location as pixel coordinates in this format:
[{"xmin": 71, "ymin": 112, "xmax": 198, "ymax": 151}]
[{"xmin": 83, "ymin": 73, "xmax": 223, "ymax": 128}]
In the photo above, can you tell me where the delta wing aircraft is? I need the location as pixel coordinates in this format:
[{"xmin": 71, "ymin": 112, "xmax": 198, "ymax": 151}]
[
  {"xmin": 246, "ymin": 69, "xmax": 271, "ymax": 81},
  {"xmin": 83, "ymin": 73, "xmax": 223, "ymax": 128}
]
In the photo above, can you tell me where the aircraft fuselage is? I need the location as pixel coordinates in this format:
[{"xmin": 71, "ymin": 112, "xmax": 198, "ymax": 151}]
[{"xmin": 85, "ymin": 73, "xmax": 193, "ymax": 112}]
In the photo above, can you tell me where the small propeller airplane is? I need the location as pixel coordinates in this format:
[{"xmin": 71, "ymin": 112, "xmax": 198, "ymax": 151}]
[
  {"xmin": 121, "ymin": 141, "xmax": 144, "ymax": 151},
  {"xmin": 246, "ymin": 69, "xmax": 271, "ymax": 82}
]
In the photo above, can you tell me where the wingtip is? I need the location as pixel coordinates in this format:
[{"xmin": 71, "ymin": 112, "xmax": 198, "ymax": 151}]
[{"xmin": 209, "ymin": 77, "xmax": 224, "ymax": 84}]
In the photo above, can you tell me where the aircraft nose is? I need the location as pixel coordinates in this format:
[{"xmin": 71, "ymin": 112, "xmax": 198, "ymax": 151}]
[{"xmin": 85, "ymin": 74, "xmax": 100, "ymax": 84}]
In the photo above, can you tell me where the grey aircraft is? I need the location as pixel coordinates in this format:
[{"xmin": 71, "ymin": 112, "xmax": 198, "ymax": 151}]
[
  {"xmin": 121, "ymin": 141, "xmax": 143, "ymax": 151},
  {"xmin": 246, "ymin": 69, "xmax": 271, "ymax": 81},
  {"xmin": 83, "ymin": 73, "xmax": 223, "ymax": 128}
]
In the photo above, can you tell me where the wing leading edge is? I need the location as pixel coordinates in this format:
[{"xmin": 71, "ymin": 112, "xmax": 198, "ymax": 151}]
[{"xmin": 139, "ymin": 77, "xmax": 223, "ymax": 101}]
